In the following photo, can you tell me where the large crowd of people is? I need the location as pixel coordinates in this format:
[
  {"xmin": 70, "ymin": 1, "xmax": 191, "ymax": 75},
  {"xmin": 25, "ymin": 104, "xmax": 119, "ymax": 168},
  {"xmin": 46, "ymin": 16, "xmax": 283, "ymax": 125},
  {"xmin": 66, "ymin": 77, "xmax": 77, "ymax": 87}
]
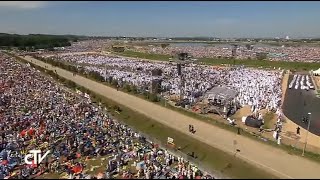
[
  {"xmin": 46, "ymin": 53, "xmax": 283, "ymax": 113},
  {"xmin": 29, "ymin": 38, "xmax": 320, "ymax": 63},
  {"xmin": 0, "ymin": 52, "xmax": 214, "ymax": 179},
  {"xmin": 62, "ymin": 40, "xmax": 113, "ymax": 53},
  {"xmin": 130, "ymin": 44, "xmax": 320, "ymax": 62}
]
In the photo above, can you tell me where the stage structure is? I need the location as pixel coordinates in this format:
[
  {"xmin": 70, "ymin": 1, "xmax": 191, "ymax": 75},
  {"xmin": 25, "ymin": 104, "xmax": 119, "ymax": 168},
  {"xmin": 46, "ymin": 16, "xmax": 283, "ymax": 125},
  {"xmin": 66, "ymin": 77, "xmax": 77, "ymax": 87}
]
[
  {"xmin": 203, "ymin": 86, "xmax": 239, "ymax": 117},
  {"xmin": 150, "ymin": 79, "xmax": 162, "ymax": 94},
  {"xmin": 150, "ymin": 68, "xmax": 163, "ymax": 94}
]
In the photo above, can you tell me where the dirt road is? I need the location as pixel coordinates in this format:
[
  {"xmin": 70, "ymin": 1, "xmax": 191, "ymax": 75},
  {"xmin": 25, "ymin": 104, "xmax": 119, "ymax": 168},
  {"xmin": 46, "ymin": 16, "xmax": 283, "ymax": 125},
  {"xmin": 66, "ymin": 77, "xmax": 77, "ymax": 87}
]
[{"xmin": 22, "ymin": 55, "xmax": 320, "ymax": 179}]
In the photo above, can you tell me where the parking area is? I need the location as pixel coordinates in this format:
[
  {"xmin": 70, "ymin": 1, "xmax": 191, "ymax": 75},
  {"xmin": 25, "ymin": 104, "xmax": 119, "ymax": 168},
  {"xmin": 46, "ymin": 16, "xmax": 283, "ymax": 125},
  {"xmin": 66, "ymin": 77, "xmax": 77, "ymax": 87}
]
[{"xmin": 283, "ymin": 74, "xmax": 320, "ymax": 136}]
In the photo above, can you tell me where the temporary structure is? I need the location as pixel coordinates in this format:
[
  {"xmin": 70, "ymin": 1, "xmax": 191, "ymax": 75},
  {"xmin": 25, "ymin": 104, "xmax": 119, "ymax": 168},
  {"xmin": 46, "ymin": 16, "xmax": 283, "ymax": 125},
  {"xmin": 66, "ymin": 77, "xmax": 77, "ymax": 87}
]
[
  {"xmin": 242, "ymin": 116, "xmax": 263, "ymax": 128},
  {"xmin": 312, "ymin": 68, "xmax": 320, "ymax": 76}
]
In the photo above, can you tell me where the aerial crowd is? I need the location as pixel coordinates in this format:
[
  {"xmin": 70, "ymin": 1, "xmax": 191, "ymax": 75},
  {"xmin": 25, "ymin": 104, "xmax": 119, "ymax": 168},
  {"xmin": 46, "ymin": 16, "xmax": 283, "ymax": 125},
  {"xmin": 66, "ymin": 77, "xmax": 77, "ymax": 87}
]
[
  {"xmin": 0, "ymin": 52, "xmax": 214, "ymax": 179},
  {"xmin": 46, "ymin": 53, "xmax": 283, "ymax": 114},
  {"xmin": 31, "ymin": 39, "xmax": 320, "ymax": 63},
  {"xmin": 132, "ymin": 45, "xmax": 320, "ymax": 62}
]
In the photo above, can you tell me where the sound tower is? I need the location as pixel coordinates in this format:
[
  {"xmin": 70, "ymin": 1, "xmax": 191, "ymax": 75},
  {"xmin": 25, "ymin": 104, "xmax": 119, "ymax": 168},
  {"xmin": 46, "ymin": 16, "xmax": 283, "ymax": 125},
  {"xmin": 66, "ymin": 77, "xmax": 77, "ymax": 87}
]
[
  {"xmin": 151, "ymin": 79, "xmax": 162, "ymax": 94},
  {"xmin": 177, "ymin": 64, "xmax": 182, "ymax": 76},
  {"xmin": 232, "ymin": 46, "xmax": 237, "ymax": 57}
]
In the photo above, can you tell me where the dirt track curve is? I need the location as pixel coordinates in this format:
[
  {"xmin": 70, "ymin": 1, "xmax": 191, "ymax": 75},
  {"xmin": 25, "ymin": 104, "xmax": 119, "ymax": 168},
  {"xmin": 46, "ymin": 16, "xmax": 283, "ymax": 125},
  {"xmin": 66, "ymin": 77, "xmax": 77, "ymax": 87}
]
[{"xmin": 21, "ymin": 55, "xmax": 320, "ymax": 179}]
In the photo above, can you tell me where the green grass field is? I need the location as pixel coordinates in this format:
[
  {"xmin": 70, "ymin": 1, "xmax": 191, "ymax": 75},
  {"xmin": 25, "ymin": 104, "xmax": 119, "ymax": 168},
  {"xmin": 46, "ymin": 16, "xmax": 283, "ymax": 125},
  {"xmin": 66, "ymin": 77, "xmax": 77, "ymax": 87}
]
[
  {"xmin": 116, "ymin": 50, "xmax": 318, "ymax": 71},
  {"xmin": 115, "ymin": 50, "xmax": 172, "ymax": 61}
]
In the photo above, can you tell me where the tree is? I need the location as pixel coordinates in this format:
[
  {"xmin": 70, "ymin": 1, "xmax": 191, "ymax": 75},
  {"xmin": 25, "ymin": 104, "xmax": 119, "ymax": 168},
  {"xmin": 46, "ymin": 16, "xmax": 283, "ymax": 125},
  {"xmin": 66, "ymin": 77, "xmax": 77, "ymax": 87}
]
[
  {"xmin": 0, "ymin": 33, "xmax": 72, "ymax": 50},
  {"xmin": 161, "ymin": 43, "xmax": 170, "ymax": 49}
]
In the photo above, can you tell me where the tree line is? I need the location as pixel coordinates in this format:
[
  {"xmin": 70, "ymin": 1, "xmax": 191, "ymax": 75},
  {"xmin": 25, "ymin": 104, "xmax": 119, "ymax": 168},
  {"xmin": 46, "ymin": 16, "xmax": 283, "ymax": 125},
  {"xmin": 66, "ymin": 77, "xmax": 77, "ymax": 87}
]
[{"xmin": 0, "ymin": 33, "xmax": 79, "ymax": 50}]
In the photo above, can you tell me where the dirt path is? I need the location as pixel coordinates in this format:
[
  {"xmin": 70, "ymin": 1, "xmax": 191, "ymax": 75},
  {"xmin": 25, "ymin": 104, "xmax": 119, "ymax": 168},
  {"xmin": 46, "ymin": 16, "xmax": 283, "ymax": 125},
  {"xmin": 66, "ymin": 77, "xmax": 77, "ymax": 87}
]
[{"xmin": 22, "ymin": 55, "xmax": 320, "ymax": 179}]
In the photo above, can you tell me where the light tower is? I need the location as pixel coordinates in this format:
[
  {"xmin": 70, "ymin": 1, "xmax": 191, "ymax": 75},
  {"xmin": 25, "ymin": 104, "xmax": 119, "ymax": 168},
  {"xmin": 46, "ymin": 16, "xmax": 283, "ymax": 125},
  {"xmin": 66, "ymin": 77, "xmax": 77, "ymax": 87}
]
[
  {"xmin": 231, "ymin": 44, "xmax": 238, "ymax": 66},
  {"xmin": 175, "ymin": 52, "xmax": 194, "ymax": 102}
]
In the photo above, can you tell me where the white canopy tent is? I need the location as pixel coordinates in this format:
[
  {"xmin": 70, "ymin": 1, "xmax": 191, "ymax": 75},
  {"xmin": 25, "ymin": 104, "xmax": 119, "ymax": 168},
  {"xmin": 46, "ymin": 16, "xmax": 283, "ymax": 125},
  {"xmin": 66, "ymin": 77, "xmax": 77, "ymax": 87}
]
[{"xmin": 312, "ymin": 68, "xmax": 320, "ymax": 76}]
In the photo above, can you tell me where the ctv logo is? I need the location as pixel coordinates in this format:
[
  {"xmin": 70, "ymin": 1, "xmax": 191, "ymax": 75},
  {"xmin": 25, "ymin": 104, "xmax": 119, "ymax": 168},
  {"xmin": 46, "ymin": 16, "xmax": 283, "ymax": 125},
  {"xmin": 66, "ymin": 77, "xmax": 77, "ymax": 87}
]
[{"xmin": 24, "ymin": 150, "xmax": 50, "ymax": 166}]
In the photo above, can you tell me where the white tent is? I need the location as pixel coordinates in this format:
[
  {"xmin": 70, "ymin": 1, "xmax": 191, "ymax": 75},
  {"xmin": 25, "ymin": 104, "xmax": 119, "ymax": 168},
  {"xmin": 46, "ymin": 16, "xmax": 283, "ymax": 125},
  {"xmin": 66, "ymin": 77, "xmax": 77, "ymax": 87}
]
[{"xmin": 313, "ymin": 68, "xmax": 320, "ymax": 76}]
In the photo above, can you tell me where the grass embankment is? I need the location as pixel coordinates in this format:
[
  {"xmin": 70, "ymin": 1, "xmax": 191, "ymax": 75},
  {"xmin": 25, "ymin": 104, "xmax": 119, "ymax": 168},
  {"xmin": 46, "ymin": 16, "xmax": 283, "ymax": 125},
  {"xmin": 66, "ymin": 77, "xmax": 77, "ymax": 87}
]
[
  {"xmin": 12, "ymin": 55, "xmax": 278, "ymax": 179},
  {"xmin": 11, "ymin": 51, "xmax": 320, "ymax": 164},
  {"xmin": 116, "ymin": 50, "xmax": 318, "ymax": 71},
  {"xmin": 115, "ymin": 50, "xmax": 172, "ymax": 61}
]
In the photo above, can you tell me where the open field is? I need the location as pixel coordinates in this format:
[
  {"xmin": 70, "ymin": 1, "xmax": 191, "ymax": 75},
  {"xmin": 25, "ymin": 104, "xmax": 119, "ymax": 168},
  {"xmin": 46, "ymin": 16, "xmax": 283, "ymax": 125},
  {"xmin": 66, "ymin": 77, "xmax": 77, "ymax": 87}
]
[
  {"xmin": 31, "ymin": 51, "xmax": 320, "ymax": 157},
  {"xmin": 115, "ymin": 50, "xmax": 172, "ymax": 61},
  {"xmin": 14, "ymin": 55, "xmax": 274, "ymax": 179},
  {"xmin": 115, "ymin": 50, "xmax": 319, "ymax": 70},
  {"xmin": 16, "ymin": 54, "xmax": 320, "ymax": 179}
]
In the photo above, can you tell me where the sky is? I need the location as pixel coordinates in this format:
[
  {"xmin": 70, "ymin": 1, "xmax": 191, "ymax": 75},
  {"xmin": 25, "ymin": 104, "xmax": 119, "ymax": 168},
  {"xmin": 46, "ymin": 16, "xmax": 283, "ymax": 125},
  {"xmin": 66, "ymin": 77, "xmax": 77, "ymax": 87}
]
[{"xmin": 0, "ymin": 1, "xmax": 320, "ymax": 38}]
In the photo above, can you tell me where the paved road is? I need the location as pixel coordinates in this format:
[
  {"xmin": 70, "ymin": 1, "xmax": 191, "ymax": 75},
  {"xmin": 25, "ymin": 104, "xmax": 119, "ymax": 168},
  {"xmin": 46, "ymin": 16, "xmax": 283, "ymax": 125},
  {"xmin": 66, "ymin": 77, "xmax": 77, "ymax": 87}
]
[
  {"xmin": 283, "ymin": 74, "xmax": 320, "ymax": 136},
  {"xmin": 22, "ymin": 55, "xmax": 320, "ymax": 179}
]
